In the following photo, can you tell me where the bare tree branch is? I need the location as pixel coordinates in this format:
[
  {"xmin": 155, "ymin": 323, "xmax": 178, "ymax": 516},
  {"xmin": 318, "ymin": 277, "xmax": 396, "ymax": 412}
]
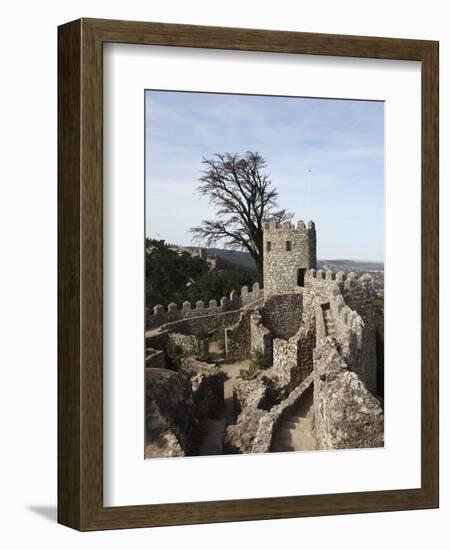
[{"xmin": 190, "ymin": 152, "xmax": 293, "ymax": 282}]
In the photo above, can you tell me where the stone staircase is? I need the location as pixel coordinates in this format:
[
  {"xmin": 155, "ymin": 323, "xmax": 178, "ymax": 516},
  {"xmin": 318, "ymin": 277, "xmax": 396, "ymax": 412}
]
[
  {"xmin": 271, "ymin": 388, "xmax": 316, "ymax": 452},
  {"xmin": 323, "ymin": 307, "xmax": 337, "ymax": 338}
]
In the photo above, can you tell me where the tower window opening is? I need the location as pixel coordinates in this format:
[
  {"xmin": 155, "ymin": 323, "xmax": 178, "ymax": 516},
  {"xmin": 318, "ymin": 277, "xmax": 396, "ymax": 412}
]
[
  {"xmin": 297, "ymin": 268, "xmax": 306, "ymax": 287},
  {"xmin": 266, "ymin": 241, "xmax": 271, "ymax": 252},
  {"xmin": 286, "ymin": 241, "xmax": 292, "ymax": 251}
]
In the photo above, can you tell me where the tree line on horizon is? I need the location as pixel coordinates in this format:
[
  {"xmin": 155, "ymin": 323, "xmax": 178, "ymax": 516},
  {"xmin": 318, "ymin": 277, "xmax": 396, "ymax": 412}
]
[{"xmin": 145, "ymin": 238, "xmax": 255, "ymax": 311}]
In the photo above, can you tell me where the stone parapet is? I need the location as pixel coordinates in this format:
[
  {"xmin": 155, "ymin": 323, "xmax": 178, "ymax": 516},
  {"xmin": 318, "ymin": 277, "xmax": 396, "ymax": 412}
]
[
  {"xmin": 146, "ymin": 283, "xmax": 263, "ymax": 329},
  {"xmin": 313, "ymin": 339, "xmax": 383, "ymax": 449}
]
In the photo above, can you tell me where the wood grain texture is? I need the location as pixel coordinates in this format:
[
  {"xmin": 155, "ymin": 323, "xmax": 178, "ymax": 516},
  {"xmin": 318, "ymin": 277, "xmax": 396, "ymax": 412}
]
[
  {"xmin": 57, "ymin": 19, "xmax": 82, "ymax": 529},
  {"xmin": 57, "ymin": 18, "xmax": 439, "ymax": 531},
  {"xmin": 420, "ymin": 41, "xmax": 439, "ymax": 506}
]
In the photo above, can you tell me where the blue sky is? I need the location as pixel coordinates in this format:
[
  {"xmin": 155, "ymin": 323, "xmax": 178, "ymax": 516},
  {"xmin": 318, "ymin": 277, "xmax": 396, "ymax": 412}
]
[{"xmin": 145, "ymin": 90, "xmax": 384, "ymax": 261}]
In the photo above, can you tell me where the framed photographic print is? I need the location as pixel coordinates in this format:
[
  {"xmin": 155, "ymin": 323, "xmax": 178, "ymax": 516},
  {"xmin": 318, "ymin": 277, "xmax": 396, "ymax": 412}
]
[{"xmin": 58, "ymin": 18, "xmax": 439, "ymax": 530}]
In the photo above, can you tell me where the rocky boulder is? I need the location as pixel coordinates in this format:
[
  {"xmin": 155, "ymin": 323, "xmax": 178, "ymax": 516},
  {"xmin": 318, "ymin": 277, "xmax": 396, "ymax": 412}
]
[
  {"xmin": 233, "ymin": 374, "xmax": 278, "ymax": 413},
  {"xmin": 223, "ymin": 407, "xmax": 267, "ymax": 454},
  {"xmin": 145, "ymin": 368, "xmax": 194, "ymax": 457},
  {"xmin": 180, "ymin": 357, "xmax": 226, "ymax": 420},
  {"xmin": 313, "ymin": 340, "xmax": 384, "ymax": 449},
  {"xmin": 224, "ymin": 373, "xmax": 279, "ymax": 454}
]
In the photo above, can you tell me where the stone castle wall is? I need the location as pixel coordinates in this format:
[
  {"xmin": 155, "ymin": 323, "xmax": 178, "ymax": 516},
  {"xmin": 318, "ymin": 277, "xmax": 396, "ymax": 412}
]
[
  {"xmin": 250, "ymin": 309, "xmax": 273, "ymax": 366},
  {"xmin": 225, "ymin": 305, "xmax": 279, "ymax": 364},
  {"xmin": 224, "ymin": 310, "xmax": 252, "ymax": 361},
  {"xmin": 147, "ymin": 222, "xmax": 379, "ymax": 394},
  {"xmin": 154, "ymin": 308, "xmax": 243, "ymax": 337},
  {"xmin": 305, "ymin": 268, "xmax": 377, "ymax": 395},
  {"xmin": 167, "ymin": 332, "xmax": 199, "ymax": 356},
  {"xmin": 341, "ymin": 274, "xmax": 377, "ymax": 395},
  {"xmin": 272, "ymin": 322, "xmax": 315, "ymax": 394},
  {"xmin": 263, "ymin": 220, "xmax": 317, "ymax": 296},
  {"xmin": 146, "ymin": 283, "xmax": 263, "ymax": 330},
  {"xmin": 261, "ymin": 293, "xmax": 303, "ymax": 339},
  {"xmin": 179, "ymin": 357, "xmax": 226, "ymax": 421}
]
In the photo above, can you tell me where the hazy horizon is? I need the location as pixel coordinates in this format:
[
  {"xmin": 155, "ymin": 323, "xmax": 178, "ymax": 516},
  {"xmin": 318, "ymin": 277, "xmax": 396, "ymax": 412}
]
[{"xmin": 145, "ymin": 91, "xmax": 384, "ymax": 262}]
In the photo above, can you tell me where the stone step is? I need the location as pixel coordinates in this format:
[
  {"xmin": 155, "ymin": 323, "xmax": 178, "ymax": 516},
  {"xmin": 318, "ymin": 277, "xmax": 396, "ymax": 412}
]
[
  {"xmin": 275, "ymin": 438, "xmax": 294, "ymax": 447},
  {"xmin": 277, "ymin": 429, "xmax": 302, "ymax": 440},
  {"xmin": 285, "ymin": 415, "xmax": 310, "ymax": 424},
  {"xmin": 284, "ymin": 416, "xmax": 301, "ymax": 423},
  {"xmin": 280, "ymin": 420, "xmax": 299, "ymax": 430},
  {"xmin": 273, "ymin": 445, "xmax": 295, "ymax": 453},
  {"xmin": 271, "ymin": 397, "xmax": 317, "ymax": 452},
  {"xmin": 280, "ymin": 423, "xmax": 297, "ymax": 430}
]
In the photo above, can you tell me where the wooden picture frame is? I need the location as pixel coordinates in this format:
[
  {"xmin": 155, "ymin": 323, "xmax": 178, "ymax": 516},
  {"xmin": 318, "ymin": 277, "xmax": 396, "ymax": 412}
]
[{"xmin": 58, "ymin": 18, "xmax": 439, "ymax": 531}]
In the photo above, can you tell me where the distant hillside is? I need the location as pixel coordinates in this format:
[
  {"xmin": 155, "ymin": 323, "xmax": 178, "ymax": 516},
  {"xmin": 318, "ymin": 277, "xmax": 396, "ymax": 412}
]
[
  {"xmin": 318, "ymin": 259, "xmax": 384, "ymax": 272},
  {"xmin": 185, "ymin": 247, "xmax": 258, "ymax": 273},
  {"xmin": 186, "ymin": 247, "xmax": 383, "ymax": 274},
  {"xmin": 146, "ymin": 239, "xmax": 257, "ymax": 310}
]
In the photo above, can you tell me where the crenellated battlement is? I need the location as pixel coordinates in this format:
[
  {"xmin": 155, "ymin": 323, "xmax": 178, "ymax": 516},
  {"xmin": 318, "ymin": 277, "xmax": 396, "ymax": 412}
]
[
  {"xmin": 263, "ymin": 219, "xmax": 316, "ymax": 234},
  {"xmin": 305, "ymin": 268, "xmax": 374, "ymax": 288},
  {"xmin": 146, "ymin": 282, "xmax": 263, "ymax": 329}
]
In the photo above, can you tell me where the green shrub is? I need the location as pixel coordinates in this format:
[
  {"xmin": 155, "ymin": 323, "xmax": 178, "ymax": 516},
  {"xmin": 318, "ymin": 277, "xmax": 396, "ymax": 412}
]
[
  {"xmin": 250, "ymin": 348, "xmax": 269, "ymax": 371},
  {"xmin": 192, "ymin": 327, "xmax": 210, "ymax": 341},
  {"xmin": 239, "ymin": 365, "xmax": 259, "ymax": 380},
  {"xmin": 184, "ymin": 328, "xmax": 210, "ymax": 358},
  {"xmin": 166, "ymin": 340, "xmax": 184, "ymax": 370},
  {"xmin": 238, "ymin": 348, "xmax": 268, "ymax": 380},
  {"xmin": 214, "ymin": 327, "xmax": 226, "ymax": 351}
]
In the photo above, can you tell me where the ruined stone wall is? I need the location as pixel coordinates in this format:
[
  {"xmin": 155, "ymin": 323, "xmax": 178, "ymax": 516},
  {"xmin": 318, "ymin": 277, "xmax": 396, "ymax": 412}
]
[
  {"xmin": 272, "ymin": 323, "xmax": 314, "ymax": 394},
  {"xmin": 224, "ymin": 374, "xmax": 279, "ymax": 454},
  {"xmin": 145, "ymin": 368, "xmax": 194, "ymax": 458},
  {"xmin": 240, "ymin": 284, "xmax": 264, "ymax": 307},
  {"xmin": 313, "ymin": 340, "xmax": 384, "ymax": 450},
  {"xmin": 261, "ymin": 293, "xmax": 303, "ymax": 339},
  {"xmin": 306, "ymin": 269, "xmax": 377, "ymax": 395},
  {"xmin": 314, "ymin": 281, "xmax": 364, "ymax": 377},
  {"xmin": 263, "ymin": 220, "xmax": 317, "ymax": 296},
  {"xmin": 179, "ymin": 357, "xmax": 225, "ymax": 421},
  {"xmin": 341, "ymin": 274, "xmax": 377, "ymax": 395},
  {"xmin": 167, "ymin": 332, "xmax": 197, "ymax": 356},
  {"xmin": 224, "ymin": 309, "xmax": 252, "ymax": 361},
  {"xmin": 146, "ymin": 283, "xmax": 263, "ymax": 329},
  {"xmin": 250, "ymin": 309, "xmax": 273, "ymax": 366},
  {"xmin": 154, "ymin": 308, "xmax": 242, "ymax": 337}
]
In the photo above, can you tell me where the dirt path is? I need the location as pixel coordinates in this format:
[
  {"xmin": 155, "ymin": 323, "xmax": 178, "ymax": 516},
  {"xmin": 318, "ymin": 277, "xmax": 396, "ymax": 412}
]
[{"xmin": 197, "ymin": 342, "xmax": 250, "ymax": 456}]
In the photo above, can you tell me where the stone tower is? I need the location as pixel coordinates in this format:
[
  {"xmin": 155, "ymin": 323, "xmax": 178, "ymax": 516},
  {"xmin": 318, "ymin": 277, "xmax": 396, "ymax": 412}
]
[{"xmin": 263, "ymin": 220, "xmax": 317, "ymax": 295}]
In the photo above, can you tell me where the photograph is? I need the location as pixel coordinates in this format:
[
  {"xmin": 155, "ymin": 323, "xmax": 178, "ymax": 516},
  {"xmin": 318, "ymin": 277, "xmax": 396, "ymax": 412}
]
[{"xmin": 144, "ymin": 90, "xmax": 385, "ymax": 459}]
